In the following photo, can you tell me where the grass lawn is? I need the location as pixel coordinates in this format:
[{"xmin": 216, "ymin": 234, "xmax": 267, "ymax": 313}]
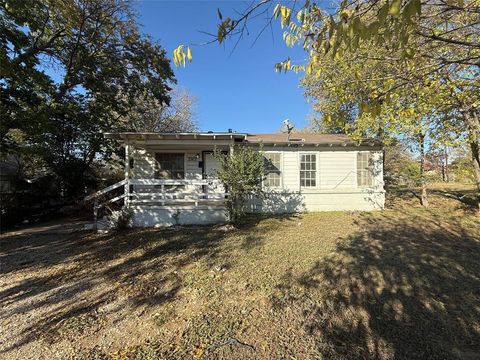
[{"xmin": 1, "ymin": 184, "xmax": 479, "ymax": 359}]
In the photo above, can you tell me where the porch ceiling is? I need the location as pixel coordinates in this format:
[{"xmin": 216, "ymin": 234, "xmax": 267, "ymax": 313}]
[{"xmin": 130, "ymin": 144, "xmax": 232, "ymax": 151}]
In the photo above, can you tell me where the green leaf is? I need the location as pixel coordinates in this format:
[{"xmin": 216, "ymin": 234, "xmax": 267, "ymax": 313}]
[
  {"xmin": 403, "ymin": 0, "xmax": 421, "ymax": 21},
  {"xmin": 217, "ymin": 18, "xmax": 231, "ymax": 44},
  {"xmin": 404, "ymin": 47, "xmax": 415, "ymax": 58},
  {"xmin": 368, "ymin": 21, "xmax": 379, "ymax": 37},
  {"xmin": 352, "ymin": 16, "xmax": 361, "ymax": 33},
  {"xmin": 412, "ymin": 0, "xmax": 421, "ymax": 15},
  {"xmin": 328, "ymin": 15, "xmax": 335, "ymax": 38},
  {"xmin": 378, "ymin": 3, "xmax": 389, "ymax": 25},
  {"xmin": 388, "ymin": 0, "xmax": 402, "ymax": 17}
]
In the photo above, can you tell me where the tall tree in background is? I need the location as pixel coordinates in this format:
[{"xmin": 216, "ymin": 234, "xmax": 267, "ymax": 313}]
[
  {"xmin": 1, "ymin": 0, "xmax": 175, "ymax": 197},
  {"xmin": 298, "ymin": 0, "xmax": 480, "ymax": 194},
  {"xmin": 302, "ymin": 40, "xmax": 466, "ymax": 206},
  {"xmin": 173, "ymin": 0, "xmax": 480, "ymax": 201},
  {"xmin": 123, "ymin": 87, "xmax": 198, "ymax": 133}
]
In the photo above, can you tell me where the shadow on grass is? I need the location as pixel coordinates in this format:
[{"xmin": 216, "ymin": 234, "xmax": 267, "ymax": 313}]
[
  {"xmin": 429, "ymin": 188, "xmax": 480, "ymax": 210},
  {"xmin": 271, "ymin": 210, "xmax": 480, "ymax": 359},
  {"xmin": 0, "ymin": 213, "xmax": 296, "ymax": 353},
  {"xmin": 235, "ymin": 213, "xmax": 302, "ymax": 250},
  {"xmin": 387, "ymin": 185, "xmax": 479, "ymax": 212}
]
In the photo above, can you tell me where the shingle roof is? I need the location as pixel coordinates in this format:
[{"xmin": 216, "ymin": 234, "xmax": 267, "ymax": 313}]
[
  {"xmin": 246, "ymin": 133, "xmax": 381, "ymax": 146},
  {"xmin": 103, "ymin": 132, "xmax": 382, "ymax": 147}
]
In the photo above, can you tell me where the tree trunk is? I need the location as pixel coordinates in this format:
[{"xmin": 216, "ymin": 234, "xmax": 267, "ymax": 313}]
[
  {"xmin": 441, "ymin": 158, "xmax": 446, "ymax": 182},
  {"xmin": 469, "ymin": 140, "xmax": 480, "ymax": 189},
  {"xmin": 444, "ymin": 145, "xmax": 449, "ymax": 182},
  {"xmin": 463, "ymin": 110, "xmax": 480, "ymax": 191},
  {"xmin": 419, "ymin": 132, "xmax": 429, "ymax": 207},
  {"xmin": 462, "ymin": 109, "xmax": 480, "ymax": 213},
  {"xmin": 469, "ymin": 140, "xmax": 480, "ymax": 214}
]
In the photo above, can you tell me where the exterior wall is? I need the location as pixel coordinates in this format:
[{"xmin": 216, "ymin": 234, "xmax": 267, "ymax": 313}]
[
  {"xmin": 248, "ymin": 190, "xmax": 384, "ymax": 213},
  {"xmin": 186, "ymin": 154, "xmax": 203, "ymax": 180},
  {"xmin": 131, "ymin": 148, "xmax": 156, "ymax": 178},
  {"xmin": 250, "ymin": 146, "xmax": 385, "ymax": 212},
  {"xmin": 130, "ymin": 147, "xmax": 204, "ymax": 195},
  {"xmin": 318, "ymin": 151, "xmax": 357, "ymax": 189},
  {"xmin": 126, "ymin": 144, "xmax": 385, "ymax": 227},
  {"xmin": 130, "ymin": 205, "xmax": 228, "ymax": 227},
  {"xmin": 131, "ymin": 147, "xmax": 202, "ymax": 180}
]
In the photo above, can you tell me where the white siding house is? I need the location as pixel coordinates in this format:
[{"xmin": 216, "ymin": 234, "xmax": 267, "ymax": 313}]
[{"xmin": 86, "ymin": 132, "xmax": 384, "ymax": 227}]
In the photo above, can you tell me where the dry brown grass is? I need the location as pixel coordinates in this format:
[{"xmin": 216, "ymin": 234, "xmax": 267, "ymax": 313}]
[{"xmin": 1, "ymin": 184, "xmax": 479, "ymax": 359}]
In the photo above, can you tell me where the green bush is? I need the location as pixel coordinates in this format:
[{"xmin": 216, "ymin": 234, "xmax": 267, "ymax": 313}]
[
  {"xmin": 214, "ymin": 146, "xmax": 265, "ymax": 224},
  {"xmin": 451, "ymin": 157, "xmax": 475, "ymax": 183},
  {"xmin": 401, "ymin": 163, "xmax": 422, "ymax": 186}
]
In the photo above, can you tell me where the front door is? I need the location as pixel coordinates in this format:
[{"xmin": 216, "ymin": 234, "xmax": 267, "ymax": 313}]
[
  {"xmin": 204, "ymin": 152, "xmax": 220, "ymax": 179},
  {"xmin": 203, "ymin": 152, "xmax": 224, "ymax": 194}
]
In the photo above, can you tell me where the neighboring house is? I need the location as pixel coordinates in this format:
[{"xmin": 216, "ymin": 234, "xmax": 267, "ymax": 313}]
[{"xmin": 87, "ymin": 132, "xmax": 384, "ymax": 227}]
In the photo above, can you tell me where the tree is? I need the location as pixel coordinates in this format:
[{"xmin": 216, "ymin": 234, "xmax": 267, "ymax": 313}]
[
  {"xmin": 384, "ymin": 141, "xmax": 415, "ymax": 182},
  {"xmin": 122, "ymin": 87, "xmax": 198, "ymax": 133},
  {"xmin": 214, "ymin": 146, "xmax": 265, "ymax": 224},
  {"xmin": 301, "ymin": 39, "xmax": 451, "ymax": 205},
  {"xmin": 294, "ymin": 1, "xmax": 479, "ymax": 196},
  {"xmin": 173, "ymin": 0, "xmax": 480, "ymax": 200},
  {"xmin": 426, "ymin": 145, "xmax": 451, "ymax": 182},
  {"xmin": 181, "ymin": 0, "xmax": 479, "ymax": 67},
  {"xmin": 451, "ymin": 145, "xmax": 476, "ymax": 183},
  {"xmin": 1, "ymin": 0, "xmax": 175, "ymax": 197}
]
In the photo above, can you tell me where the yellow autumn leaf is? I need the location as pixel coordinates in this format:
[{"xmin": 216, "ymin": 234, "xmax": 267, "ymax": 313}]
[{"xmin": 389, "ymin": 0, "xmax": 402, "ymax": 17}]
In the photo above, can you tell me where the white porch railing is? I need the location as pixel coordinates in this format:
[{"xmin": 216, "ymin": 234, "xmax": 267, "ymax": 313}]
[
  {"xmin": 128, "ymin": 179, "xmax": 227, "ymax": 205},
  {"xmin": 84, "ymin": 179, "xmax": 228, "ymax": 230}
]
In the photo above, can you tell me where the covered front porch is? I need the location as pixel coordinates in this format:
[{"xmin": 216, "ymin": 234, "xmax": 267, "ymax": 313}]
[{"xmin": 86, "ymin": 132, "xmax": 246, "ymax": 228}]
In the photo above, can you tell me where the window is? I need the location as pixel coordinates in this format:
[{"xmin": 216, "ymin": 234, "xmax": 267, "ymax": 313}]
[
  {"xmin": 264, "ymin": 153, "xmax": 282, "ymax": 187},
  {"xmin": 300, "ymin": 153, "xmax": 317, "ymax": 187},
  {"xmin": 155, "ymin": 153, "xmax": 185, "ymax": 179},
  {"xmin": 357, "ymin": 152, "xmax": 373, "ymax": 187}
]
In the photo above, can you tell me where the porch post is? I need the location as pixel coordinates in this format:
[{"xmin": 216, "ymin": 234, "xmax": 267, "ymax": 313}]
[
  {"xmin": 229, "ymin": 144, "xmax": 234, "ymax": 157},
  {"xmin": 124, "ymin": 143, "xmax": 130, "ymax": 207}
]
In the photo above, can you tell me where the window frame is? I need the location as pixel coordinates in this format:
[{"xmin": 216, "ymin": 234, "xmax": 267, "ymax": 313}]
[
  {"xmin": 356, "ymin": 151, "xmax": 374, "ymax": 188},
  {"xmin": 263, "ymin": 151, "xmax": 283, "ymax": 189},
  {"xmin": 154, "ymin": 151, "xmax": 187, "ymax": 180},
  {"xmin": 299, "ymin": 152, "xmax": 318, "ymax": 188}
]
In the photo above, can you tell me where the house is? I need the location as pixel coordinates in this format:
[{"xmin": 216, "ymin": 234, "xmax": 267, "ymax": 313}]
[{"xmin": 86, "ymin": 132, "xmax": 384, "ymax": 228}]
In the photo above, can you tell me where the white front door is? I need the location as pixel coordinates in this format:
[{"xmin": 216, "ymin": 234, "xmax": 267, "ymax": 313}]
[
  {"xmin": 204, "ymin": 152, "xmax": 220, "ymax": 179},
  {"xmin": 203, "ymin": 152, "xmax": 225, "ymax": 193}
]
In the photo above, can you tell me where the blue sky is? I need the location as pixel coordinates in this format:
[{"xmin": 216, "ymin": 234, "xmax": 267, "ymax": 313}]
[{"xmin": 135, "ymin": 1, "xmax": 312, "ymax": 133}]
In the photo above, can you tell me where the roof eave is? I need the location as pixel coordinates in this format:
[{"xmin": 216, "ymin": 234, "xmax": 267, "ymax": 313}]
[
  {"xmin": 104, "ymin": 132, "xmax": 247, "ymax": 142},
  {"xmin": 245, "ymin": 141, "xmax": 382, "ymax": 147}
]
